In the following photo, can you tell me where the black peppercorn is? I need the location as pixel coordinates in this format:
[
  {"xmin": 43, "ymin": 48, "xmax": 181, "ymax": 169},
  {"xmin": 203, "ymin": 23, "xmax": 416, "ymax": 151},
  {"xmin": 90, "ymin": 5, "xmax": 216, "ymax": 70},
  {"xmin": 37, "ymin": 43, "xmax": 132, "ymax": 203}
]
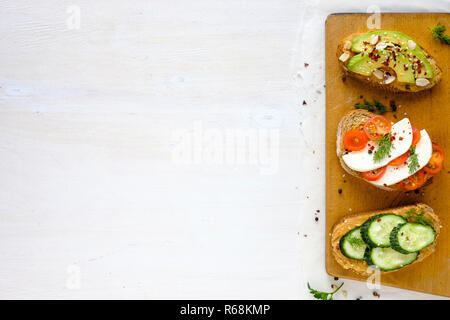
[{"xmin": 390, "ymin": 100, "xmax": 397, "ymax": 112}]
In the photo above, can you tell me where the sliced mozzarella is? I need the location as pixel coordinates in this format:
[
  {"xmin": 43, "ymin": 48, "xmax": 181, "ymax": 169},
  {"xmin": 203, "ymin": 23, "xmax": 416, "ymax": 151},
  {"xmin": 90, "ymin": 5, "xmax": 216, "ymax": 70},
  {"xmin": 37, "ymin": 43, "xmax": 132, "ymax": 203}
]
[
  {"xmin": 342, "ymin": 118, "xmax": 413, "ymax": 172},
  {"xmin": 370, "ymin": 130, "xmax": 432, "ymax": 187}
]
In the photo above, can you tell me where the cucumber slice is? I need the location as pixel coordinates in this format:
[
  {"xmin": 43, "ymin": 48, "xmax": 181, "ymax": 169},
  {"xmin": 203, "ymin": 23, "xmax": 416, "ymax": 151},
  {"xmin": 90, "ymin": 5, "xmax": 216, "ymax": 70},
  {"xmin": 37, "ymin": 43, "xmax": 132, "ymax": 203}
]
[
  {"xmin": 340, "ymin": 227, "xmax": 368, "ymax": 260},
  {"xmin": 390, "ymin": 223, "xmax": 435, "ymax": 254},
  {"xmin": 361, "ymin": 214, "xmax": 406, "ymax": 247},
  {"xmin": 364, "ymin": 247, "xmax": 418, "ymax": 271}
]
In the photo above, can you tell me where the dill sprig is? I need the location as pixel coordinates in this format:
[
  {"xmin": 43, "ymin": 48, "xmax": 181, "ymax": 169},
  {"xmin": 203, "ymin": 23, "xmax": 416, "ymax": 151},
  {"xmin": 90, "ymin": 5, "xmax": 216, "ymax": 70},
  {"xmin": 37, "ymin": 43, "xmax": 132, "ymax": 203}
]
[
  {"xmin": 430, "ymin": 23, "xmax": 450, "ymax": 45},
  {"xmin": 355, "ymin": 99, "xmax": 387, "ymax": 114},
  {"xmin": 307, "ymin": 282, "xmax": 344, "ymax": 300},
  {"xmin": 415, "ymin": 211, "xmax": 433, "ymax": 226},
  {"xmin": 408, "ymin": 146, "xmax": 419, "ymax": 174},
  {"xmin": 373, "ymin": 134, "xmax": 392, "ymax": 162},
  {"xmin": 347, "ymin": 237, "xmax": 366, "ymax": 247},
  {"xmin": 404, "ymin": 208, "xmax": 417, "ymax": 219},
  {"xmin": 405, "ymin": 209, "xmax": 432, "ymax": 226}
]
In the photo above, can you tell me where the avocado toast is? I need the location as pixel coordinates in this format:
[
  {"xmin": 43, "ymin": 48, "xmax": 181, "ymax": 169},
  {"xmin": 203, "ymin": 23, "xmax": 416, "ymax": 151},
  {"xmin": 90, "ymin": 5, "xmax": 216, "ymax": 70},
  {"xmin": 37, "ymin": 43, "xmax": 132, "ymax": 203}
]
[{"xmin": 337, "ymin": 30, "xmax": 442, "ymax": 92}]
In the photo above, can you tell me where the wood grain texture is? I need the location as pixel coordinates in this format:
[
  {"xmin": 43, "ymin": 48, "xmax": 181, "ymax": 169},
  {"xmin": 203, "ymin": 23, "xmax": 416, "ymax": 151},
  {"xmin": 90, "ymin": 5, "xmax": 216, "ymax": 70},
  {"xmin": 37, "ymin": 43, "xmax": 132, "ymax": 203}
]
[{"xmin": 325, "ymin": 13, "xmax": 450, "ymax": 297}]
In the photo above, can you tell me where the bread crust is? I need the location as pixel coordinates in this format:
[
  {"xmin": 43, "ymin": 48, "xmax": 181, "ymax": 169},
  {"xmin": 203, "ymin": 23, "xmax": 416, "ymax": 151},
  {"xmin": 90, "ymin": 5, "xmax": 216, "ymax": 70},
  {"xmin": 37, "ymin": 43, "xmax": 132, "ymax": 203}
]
[
  {"xmin": 337, "ymin": 33, "xmax": 442, "ymax": 93},
  {"xmin": 336, "ymin": 109, "xmax": 433, "ymax": 191},
  {"xmin": 331, "ymin": 203, "xmax": 440, "ymax": 275}
]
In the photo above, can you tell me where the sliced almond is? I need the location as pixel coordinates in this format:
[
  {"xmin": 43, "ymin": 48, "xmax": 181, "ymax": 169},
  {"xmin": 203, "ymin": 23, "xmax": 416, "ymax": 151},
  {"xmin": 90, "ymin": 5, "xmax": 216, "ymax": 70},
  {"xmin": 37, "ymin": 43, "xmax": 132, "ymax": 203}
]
[
  {"xmin": 370, "ymin": 34, "xmax": 379, "ymax": 45},
  {"xmin": 343, "ymin": 41, "xmax": 352, "ymax": 50},
  {"xmin": 339, "ymin": 52, "xmax": 350, "ymax": 62},
  {"xmin": 408, "ymin": 40, "xmax": 417, "ymax": 50},
  {"xmin": 372, "ymin": 69, "xmax": 384, "ymax": 79},
  {"xmin": 416, "ymin": 78, "xmax": 430, "ymax": 87},
  {"xmin": 384, "ymin": 73, "xmax": 396, "ymax": 84},
  {"xmin": 375, "ymin": 41, "xmax": 387, "ymax": 50}
]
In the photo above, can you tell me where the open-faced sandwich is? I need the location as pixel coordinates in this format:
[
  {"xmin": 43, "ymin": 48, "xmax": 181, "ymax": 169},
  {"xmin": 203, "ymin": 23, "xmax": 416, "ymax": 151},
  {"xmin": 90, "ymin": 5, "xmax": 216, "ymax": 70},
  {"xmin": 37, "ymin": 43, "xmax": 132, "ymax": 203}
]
[
  {"xmin": 331, "ymin": 203, "xmax": 440, "ymax": 275},
  {"xmin": 337, "ymin": 109, "xmax": 445, "ymax": 191},
  {"xmin": 337, "ymin": 30, "xmax": 442, "ymax": 92}
]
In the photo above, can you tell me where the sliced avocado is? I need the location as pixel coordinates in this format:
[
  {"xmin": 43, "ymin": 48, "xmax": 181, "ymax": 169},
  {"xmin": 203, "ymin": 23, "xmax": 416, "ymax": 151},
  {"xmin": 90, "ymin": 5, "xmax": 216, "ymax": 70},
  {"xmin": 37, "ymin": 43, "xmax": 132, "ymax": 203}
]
[
  {"xmin": 352, "ymin": 31, "xmax": 420, "ymax": 53},
  {"xmin": 350, "ymin": 31, "xmax": 434, "ymax": 80},
  {"xmin": 404, "ymin": 48, "xmax": 434, "ymax": 79},
  {"xmin": 347, "ymin": 50, "xmax": 415, "ymax": 83}
]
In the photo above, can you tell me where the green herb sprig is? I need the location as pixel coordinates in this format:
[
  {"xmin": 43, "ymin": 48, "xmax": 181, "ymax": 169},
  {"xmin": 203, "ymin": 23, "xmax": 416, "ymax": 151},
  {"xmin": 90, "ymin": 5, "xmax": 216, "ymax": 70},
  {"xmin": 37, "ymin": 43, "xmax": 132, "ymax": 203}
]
[
  {"xmin": 408, "ymin": 146, "xmax": 419, "ymax": 174},
  {"xmin": 430, "ymin": 23, "xmax": 450, "ymax": 45},
  {"xmin": 355, "ymin": 99, "xmax": 387, "ymax": 114},
  {"xmin": 415, "ymin": 211, "xmax": 433, "ymax": 226},
  {"xmin": 374, "ymin": 134, "xmax": 392, "ymax": 162},
  {"xmin": 347, "ymin": 237, "xmax": 366, "ymax": 247},
  {"xmin": 404, "ymin": 208, "xmax": 417, "ymax": 219},
  {"xmin": 307, "ymin": 282, "xmax": 344, "ymax": 300},
  {"xmin": 405, "ymin": 208, "xmax": 432, "ymax": 226}
]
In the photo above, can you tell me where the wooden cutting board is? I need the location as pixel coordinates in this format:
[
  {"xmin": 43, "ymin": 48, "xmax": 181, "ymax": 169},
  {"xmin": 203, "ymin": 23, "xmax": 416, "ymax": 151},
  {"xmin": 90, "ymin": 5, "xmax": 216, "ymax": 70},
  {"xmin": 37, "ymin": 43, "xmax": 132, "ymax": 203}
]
[{"xmin": 325, "ymin": 13, "xmax": 450, "ymax": 297}]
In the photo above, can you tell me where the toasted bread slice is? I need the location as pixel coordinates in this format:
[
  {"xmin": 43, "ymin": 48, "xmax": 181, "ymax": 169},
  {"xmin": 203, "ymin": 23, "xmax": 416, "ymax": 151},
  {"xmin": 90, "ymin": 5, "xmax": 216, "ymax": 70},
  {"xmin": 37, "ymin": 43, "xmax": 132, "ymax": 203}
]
[
  {"xmin": 338, "ymin": 33, "xmax": 442, "ymax": 93},
  {"xmin": 336, "ymin": 109, "xmax": 433, "ymax": 191},
  {"xmin": 331, "ymin": 203, "xmax": 440, "ymax": 275}
]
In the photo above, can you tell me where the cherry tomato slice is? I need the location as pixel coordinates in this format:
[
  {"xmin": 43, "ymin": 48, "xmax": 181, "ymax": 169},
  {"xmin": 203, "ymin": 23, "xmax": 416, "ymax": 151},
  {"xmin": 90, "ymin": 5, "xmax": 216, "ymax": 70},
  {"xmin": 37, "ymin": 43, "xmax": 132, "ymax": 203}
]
[
  {"xmin": 343, "ymin": 129, "xmax": 368, "ymax": 151},
  {"xmin": 361, "ymin": 166, "xmax": 387, "ymax": 181},
  {"xmin": 411, "ymin": 125, "xmax": 421, "ymax": 147},
  {"xmin": 363, "ymin": 115, "xmax": 392, "ymax": 141},
  {"xmin": 424, "ymin": 162, "xmax": 443, "ymax": 175},
  {"xmin": 388, "ymin": 152, "xmax": 409, "ymax": 166},
  {"xmin": 399, "ymin": 169, "xmax": 425, "ymax": 191},
  {"xmin": 423, "ymin": 144, "xmax": 445, "ymax": 175}
]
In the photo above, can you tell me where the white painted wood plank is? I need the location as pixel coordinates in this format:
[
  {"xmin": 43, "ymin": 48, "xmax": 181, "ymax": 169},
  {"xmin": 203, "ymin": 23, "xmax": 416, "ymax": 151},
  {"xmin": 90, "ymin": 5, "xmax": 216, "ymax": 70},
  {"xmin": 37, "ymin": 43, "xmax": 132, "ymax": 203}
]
[{"xmin": 0, "ymin": 0, "xmax": 447, "ymax": 299}]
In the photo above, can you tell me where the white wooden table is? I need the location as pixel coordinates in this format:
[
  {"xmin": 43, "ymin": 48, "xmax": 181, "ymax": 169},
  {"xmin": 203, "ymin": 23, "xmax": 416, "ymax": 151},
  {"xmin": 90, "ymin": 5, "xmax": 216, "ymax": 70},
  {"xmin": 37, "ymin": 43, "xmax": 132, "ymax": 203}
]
[{"xmin": 0, "ymin": 0, "xmax": 448, "ymax": 299}]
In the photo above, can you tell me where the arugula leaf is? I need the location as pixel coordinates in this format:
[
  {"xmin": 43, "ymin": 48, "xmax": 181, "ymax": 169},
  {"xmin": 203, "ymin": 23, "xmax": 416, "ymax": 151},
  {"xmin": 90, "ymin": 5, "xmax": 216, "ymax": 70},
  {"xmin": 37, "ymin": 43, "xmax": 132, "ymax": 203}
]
[
  {"xmin": 307, "ymin": 282, "xmax": 344, "ymax": 300},
  {"xmin": 408, "ymin": 146, "xmax": 419, "ymax": 174},
  {"xmin": 430, "ymin": 23, "xmax": 450, "ymax": 45},
  {"xmin": 355, "ymin": 99, "xmax": 387, "ymax": 114},
  {"xmin": 373, "ymin": 134, "xmax": 392, "ymax": 162}
]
